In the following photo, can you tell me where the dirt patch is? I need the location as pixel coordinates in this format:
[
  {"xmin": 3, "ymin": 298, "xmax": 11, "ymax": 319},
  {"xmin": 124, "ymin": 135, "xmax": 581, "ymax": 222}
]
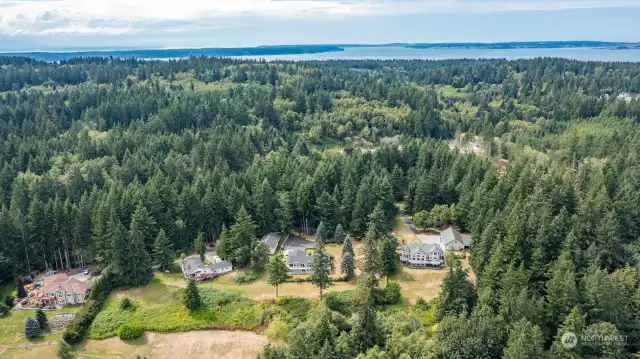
[
  {"xmin": 144, "ymin": 331, "xmax": 267, "ymax": 359},
  {"xmin": 2, "ymin": 331, "xmax": 268, "ymax": 359}
]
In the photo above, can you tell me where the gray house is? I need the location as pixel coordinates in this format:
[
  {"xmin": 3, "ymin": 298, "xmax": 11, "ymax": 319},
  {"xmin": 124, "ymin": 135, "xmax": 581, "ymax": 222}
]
[
  {"xmin": 285, "ymin": 248, "xmax": 331, "ymax": 275},
  {"xmin": 440, "ymin": 227, "xmax": 472, "ymax": 252},
  {"xmin": 180, "ymin": 254, "xmax": 233, "ymax": 281},
  {"xmin": 260, "ymin": 233, "xmax": 281, "ymax": 255}
]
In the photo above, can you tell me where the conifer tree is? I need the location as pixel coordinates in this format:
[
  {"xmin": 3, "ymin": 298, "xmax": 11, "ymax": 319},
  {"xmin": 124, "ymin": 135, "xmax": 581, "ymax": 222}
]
[
  {"xmin": 379, "ymin": 236, "xmax": 397, "ymax": 285},
  {"xmin": 351, "ymin": 299, "xmax": 381, "ymax": 353},
  {"xmin": 127, "ymin": 215, "xmax": 154, "ymax": 286},
  {"xmin": 342, "ymin": 235, "xmax": 355, "ymax": 259},
  {"xmin": 340, "ymin": 252, "xmax": 355, "ymax": 280},
  {"xmin": 316, "ymin": 221, "xmax": 328, "ymax": 243},
  {"xmin": 316, "ymin": 191, "xmax": 339, "ymax": 237},
  {"xmin": 502, "ymin": 319, "xmax": 546, "ymax": 359},
  {"xmin": 367, "ymin": 202, "xmax": 389, "ymax": 241},
  {"xmin": 24, "ymin": 316, "xmax": 40, "ymax": 339},
  {"xmin": 545, "ymin": 252, "xmax": 579, "ymax": 334},
  {"xmin": 153, "ymin": 229, "xmax": 173, "ymax": 271},
  {"xmin": 194, "ymin": 232, "xmax": 206, "ymax": 261},
  {"xmin": 35, "ymin": 309, "xmax": 48, "ymax": 331},
  {"xmin": 311, "ymin": 238, "xmax": 332, "ymax": 300},
  {"xmin": 184, "ymin": 279, "xmax": 201, "ymax": 311},
  {"xmin": 130, "ymin": 202, "xmax": 157, "ymax": 251},
  {"xmin": 334, "ymin": 224, "xmax": 346, "ymax": 244},
  {"xmin": 438, "ymin": 252, "xmax": 477, "ymax": 319},
  {"xmin": 266, "ymin": 255, "xmax": 291, "ymax": 298}
]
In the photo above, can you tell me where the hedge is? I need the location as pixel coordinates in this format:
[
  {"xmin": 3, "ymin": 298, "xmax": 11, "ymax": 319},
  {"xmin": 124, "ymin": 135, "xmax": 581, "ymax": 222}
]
[{"xmin": 63, "ymin": 269, "xmax": 115, "ymax": 344}]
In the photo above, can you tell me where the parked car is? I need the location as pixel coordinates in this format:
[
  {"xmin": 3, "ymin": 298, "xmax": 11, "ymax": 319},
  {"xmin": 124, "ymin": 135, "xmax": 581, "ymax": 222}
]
[
  {"xmin": 45, "ymin": 270, "xmax": 56, "ymax": 276},
  {"xmin": 83, "ymin": 269, "xmax": 90, "ymax": 275}
]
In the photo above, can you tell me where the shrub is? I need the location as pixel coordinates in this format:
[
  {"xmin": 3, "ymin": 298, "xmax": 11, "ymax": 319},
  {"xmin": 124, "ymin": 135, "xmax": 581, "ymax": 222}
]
[
  {"xmin": 265, "ymin": 318, "xmax": 288, "ymax": 342},
  {"xmin": 0, "ymin": 302, "xmax": 8, "ymax": 315},
  {"xmin": 324, "ymin": 291, "xmax": 355, "ymax": 315},
  {"xmin": 383, "ymin": 282, "xmax": 401, "ymax": 304},
  {"xmin": 56, "ymin": 340, "xmax": 75, "ymax": 359},
  {"xmin": 117, "ymin": 322, "xmax": 144, "ymax": 340},
  {"xmin": 234, "ymin": 271, "xmax": 261, "ymax": 284},
  {"xmin": 120, "ymin": 297, "xmax": 133, "ymax": 310},
  {"xmin": 5, "ymin": 295, "xmax": 14, "ymax": 307}
]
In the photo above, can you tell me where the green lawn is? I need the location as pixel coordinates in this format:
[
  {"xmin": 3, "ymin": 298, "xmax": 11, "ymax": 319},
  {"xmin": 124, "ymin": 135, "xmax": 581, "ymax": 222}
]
[
  {"xmin": 0, "ymin": 307, "xmax": 80, "ymax": 345},
  {"xmin": 88, "ymin": 278, "xmax": 265, "ymax": 339}
]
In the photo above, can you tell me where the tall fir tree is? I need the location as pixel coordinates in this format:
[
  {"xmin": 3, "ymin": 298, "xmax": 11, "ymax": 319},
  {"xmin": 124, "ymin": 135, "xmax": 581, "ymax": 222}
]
[
  {"xmin": 340, "ymin": 252, "xmax": 355, "ymax": 280},
  {"xmin": 153, "ymin": 229, "xmax": 173, "ymax": 271},
  {"xmin": 184, "ymin": 279, "xmax": 201, "ymax": 311},
  {"xmin": 127, "ymin": 214, "xmax": 154, "ymax": 287},
  {"xmin": 379, "ymin": 235, "xmax": 397, "ymax": 285},
  {"xmin": 194, "ymin": 232, "xmax": 206, "ymax": 261},
  {"xmin": 266, "ymin": 255, "xmax": 291, "ymax": 298},
  {"xmin": 334, "ymin": 224, "xmax": 346, "ymax": 244},
  {"xmin": 311, "ymin": 238, "xmax": 332, "ymax": 300},
  {"xmin": 502, "ymin": 319, "xmax": 547, "ymax": 359},
  {"xmin": 316, "ymin": 221, "xmax": 328, "ymax": 243}
]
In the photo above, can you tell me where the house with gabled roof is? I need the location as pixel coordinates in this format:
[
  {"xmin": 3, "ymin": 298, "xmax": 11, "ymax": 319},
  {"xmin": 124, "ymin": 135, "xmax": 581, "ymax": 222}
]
[
  {"xmin": 180, "ymin": 253, "xmax": 233, "ymax": 281},
  {"xmin": 284, "ymin": 248, "xmax": 331, "ymax": 275},
  {"xmin": 440, "ymin": 227, "xmax": 472, "ymax": 252},
  {"xmin": 260, "ymin": 233, "xmax": 281, "ymax": 255},
  {"xmin": 401, "ymin": 243, "xmax": 444, "ymax": 267},
  {"xmin": 38, "ymin": 276, "xmax": 92, "ymax": 306}
]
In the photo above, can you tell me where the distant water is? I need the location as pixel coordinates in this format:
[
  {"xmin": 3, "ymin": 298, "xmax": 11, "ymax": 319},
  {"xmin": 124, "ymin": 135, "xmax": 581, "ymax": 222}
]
[{"xmin": 235, "ymin": 46, "xmax": 640, "ymax": 62}]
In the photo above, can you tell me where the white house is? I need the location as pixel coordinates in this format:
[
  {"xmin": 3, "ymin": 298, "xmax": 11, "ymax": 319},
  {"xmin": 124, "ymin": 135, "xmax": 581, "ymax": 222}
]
[
  {"xmin": 180, "ymin": 254, "xmax": 233, "ymax": 281},
  {"xmin": 440, "ymin": 227, "xmax": 471, "ymax": 252},
  {"xmin": 37, "ymin": 275, "xmax": 92, "ymax": 306},
  {"xmin": 285, "ymin": 248, "xmax": 331, "ymax": 275},
  {"xmin": 400, "ymin": 244, "xmax": 444, "ymax": 267}
]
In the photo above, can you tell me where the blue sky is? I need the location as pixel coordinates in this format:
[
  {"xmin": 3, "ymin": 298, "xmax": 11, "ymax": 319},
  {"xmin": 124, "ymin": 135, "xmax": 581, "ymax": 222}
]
[{"xmin": 1, "ymin": 0, "xmax": 640, "ymax": 50}]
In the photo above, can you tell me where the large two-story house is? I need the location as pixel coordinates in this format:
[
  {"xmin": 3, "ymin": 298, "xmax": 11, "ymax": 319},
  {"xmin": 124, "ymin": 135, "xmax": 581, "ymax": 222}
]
[
  {"xmin": 285, "ymin": 248, "xmax": 331, "ymax": 275},
  {"xmin": 400, "ymin": 243, "xmax": 444, "ymax": 268},
  {"xmin": 37, "ymin": 274, "xmax": 93, "ymax": 306}
]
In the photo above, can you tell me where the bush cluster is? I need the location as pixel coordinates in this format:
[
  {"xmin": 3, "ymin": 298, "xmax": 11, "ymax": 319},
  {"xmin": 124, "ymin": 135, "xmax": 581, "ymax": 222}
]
[
  {"xmin": 117, "ymin": 322, "xmax": 144, "ymax": 340},
  {"xmin": 233, "ymin": 271, "xmax": 261, "ymax": 284}
]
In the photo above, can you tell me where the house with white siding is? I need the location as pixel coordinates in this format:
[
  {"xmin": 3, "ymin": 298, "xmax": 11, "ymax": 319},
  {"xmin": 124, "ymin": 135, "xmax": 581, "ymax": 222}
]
[{"xmin": 400, "ymin": 244, "xmax": 444, "ymax": 268}]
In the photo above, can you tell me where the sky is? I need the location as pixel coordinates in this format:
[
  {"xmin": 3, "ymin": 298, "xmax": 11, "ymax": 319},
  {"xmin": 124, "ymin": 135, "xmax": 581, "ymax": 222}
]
[{"xmin": 1, "ymin": 0, "xmax": 640, "ymax": 51}]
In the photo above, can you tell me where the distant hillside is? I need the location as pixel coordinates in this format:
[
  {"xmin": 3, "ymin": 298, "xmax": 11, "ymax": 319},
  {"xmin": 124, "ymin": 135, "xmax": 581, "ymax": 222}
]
[
  {"xmin": 2, "ymin": 41, "xmax": 639, "ymax": 61},
  {"xmin": 0, "ymin": 45, "xmax": 344, "ymax": 62},
  {"xmin": 404, "ymin": 41, "xmax": 640, "ymax": 50}
]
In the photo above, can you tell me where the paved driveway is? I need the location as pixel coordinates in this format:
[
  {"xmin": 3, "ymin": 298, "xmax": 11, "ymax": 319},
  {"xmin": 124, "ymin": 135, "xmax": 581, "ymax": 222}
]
[
  {"xmin": 69, "ymin": 272, "xmax": 91, "ymax": 282},
  {"xmin": 416, "ymin": 234, "xmax": 445, "ymax": 252},
  {"xmin": 283, "ymin": 236, "xmax": 317, "ymax": 251}
]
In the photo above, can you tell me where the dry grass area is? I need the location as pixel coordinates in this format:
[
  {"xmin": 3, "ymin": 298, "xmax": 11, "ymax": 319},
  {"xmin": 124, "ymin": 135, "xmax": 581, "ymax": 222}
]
[
  {"xmin": 156, "ymin": 221, "xmax": 474, "ymax": 303},
  {"xmin": 1, "ymin": 330, "xmax": 267, "ymax": 359}
]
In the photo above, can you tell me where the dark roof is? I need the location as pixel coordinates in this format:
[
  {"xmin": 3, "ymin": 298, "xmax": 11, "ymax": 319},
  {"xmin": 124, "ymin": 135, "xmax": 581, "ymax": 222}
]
[
  {"xmin": 260, "ymin": 233, "xmax": 281, "ymax": 255},
  {"xmin": 283, "ymin": 236, "xmax": 317, "ymax": 251},
  {"xmin": 285, "ymin": 248, "xmax": 330, "ymax": 266}
]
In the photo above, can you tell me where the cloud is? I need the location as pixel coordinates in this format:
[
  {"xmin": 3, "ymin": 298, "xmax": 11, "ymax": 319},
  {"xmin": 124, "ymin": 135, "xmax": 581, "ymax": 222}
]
[{"xmin": 1, "ymin": 0, "xmax": 640, "ymax": 36}]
